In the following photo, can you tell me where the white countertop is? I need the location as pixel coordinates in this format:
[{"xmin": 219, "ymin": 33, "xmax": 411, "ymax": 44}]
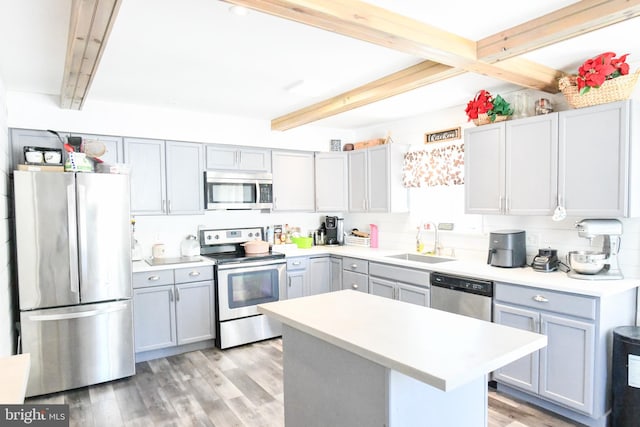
[
  {"xmin": 130, "ymin": 245, "xmax": 639, "ymax": 297},
  {"xmin": 258, "ymin": 290, "xmax": 547, "ymax": 391},
  {"xmin": 0, "ymin": 353, "xmax": 30, "ymax": 404},
  {"xmin": 273, "ymin": 245, "xmax": 640, "ymax": 297}
]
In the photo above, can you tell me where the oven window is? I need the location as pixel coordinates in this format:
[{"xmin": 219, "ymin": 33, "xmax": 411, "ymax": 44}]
[
  {"xmin": 209, "ymin": 182, "xmax": 256, "ymax": 204},
  {"xmin": 227, "ymin": 269, "xmax": 279, "ymax": 308}
]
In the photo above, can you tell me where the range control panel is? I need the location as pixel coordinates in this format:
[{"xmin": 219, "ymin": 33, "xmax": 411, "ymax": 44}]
[{"xmin": 200, "ymin": 227, "xmax": 263, "ymax": 246}]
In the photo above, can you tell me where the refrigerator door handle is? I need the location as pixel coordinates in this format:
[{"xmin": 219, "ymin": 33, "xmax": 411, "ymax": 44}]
[
  {"xmin": 26, "ymin": 302, "xmax": 129, "ymax": 321},
  {"xmin": 77, "ymin": 184, "xmax": 89, "ymax": 289},
  {"xmin": 67, "ymin": 183, "xmax": 80, "ymax": 294}
]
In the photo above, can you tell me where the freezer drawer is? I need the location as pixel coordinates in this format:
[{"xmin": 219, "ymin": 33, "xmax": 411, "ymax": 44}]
[{"xmin": 20, "ymin": 300, "xmax": 135, "ymax": 397}]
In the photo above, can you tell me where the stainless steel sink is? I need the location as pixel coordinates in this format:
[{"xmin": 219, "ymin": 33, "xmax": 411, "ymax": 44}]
[{"xmin": 385, "ymin": 253, "xmax": 454, "ymax": 264}]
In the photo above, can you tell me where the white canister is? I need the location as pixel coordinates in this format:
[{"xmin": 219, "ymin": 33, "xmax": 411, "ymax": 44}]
[
  {"xmin": 152, "ymin": 243, "xmax": 166, "ymax": 258},
  {"xmin": 180, "ymin": 235, "xmax": 200, "ymax": 257}
]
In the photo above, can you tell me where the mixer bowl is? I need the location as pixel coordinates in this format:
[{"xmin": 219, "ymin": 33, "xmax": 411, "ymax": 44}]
[{"xmin": 567, "ymin": 251, "xmax": 607, "ymax": 275}]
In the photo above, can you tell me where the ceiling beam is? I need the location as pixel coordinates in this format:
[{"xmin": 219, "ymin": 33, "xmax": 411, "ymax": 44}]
[
  {"xmin": 478, "ymin": 0, "xmax": 640, "ymax": 61},
  {"xmin": 272, "ymin": 61, "xmax": 465, "ymax": 131},
  {"xmin": 61, "ymin": 0, "xmax": 121, "ymax": 109},
  {"xmin": 223, "ymin": 0, "xmax": 561, "ymax": 92}
]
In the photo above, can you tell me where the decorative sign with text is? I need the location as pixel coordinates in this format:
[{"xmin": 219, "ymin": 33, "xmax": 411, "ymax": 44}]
[{"xmin": 424, "ymin": 127, "xmax": 461, "ymax": 144}]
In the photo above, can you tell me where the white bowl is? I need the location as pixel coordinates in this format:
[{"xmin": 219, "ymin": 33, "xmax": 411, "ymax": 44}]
[
  {"xmin": 44, "ymin": 151, "xmax": 62, "ymax": 164},
  {"xmin": 567, "ymin": 251, "xmax": 607, "ymax": 275},
  {"xmin": 25, "ymin": 151, "xmax": 43, "ymax": 163}
]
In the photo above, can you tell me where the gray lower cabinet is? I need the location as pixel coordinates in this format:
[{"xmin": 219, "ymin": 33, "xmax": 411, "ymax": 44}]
[
  {"xmin": 493, "ymin": 281, "xmax": 636, "ymax": 426},
  {"xmin": 133, "ymin": 266, "xmax": 214, "ymax": 353},
  {"xmin": 342, "ymin": 257, "xmax": 369, "ymax": 293},
  {"xmin": 125, "ymin": 138, "xmax": 204, "ymax": 215},
  {"xmin": 286, "ymin": 256, "xmax": 331, "ymax": 298},
  {"xmin": 330, "ymin": 256, "xmax": 343, "ymax": 292},
  {"xmin": 286, "ymin": 257, "xmax": 307, "ymax": 299},
  {"xmin": 368, "ymin": 262, "xmax": 430, "ymax": 307}
]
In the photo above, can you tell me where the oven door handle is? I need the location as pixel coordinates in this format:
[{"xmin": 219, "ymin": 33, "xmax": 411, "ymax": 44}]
[{"xmin": 216, "ymin": 259, "xmax": 286, "ymax": 270}]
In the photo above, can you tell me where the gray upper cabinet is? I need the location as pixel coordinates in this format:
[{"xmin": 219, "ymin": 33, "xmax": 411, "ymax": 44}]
[
  {"xmin": 125, "ymin": 138, "xmax": 204, "ymax": 215},
  {"xmin": 466, "ymin": 100, "xmax": 638, "ymax": 217},
  {"xmin": 465, "ymin": 114, "xmax": 558, "ymax": 215},
  {"xmin": 272, "ymin": 151, "xmax": 315, "ymax": 211},
  {"xmin": 559, "ymin": 100, "xmax": 633, "ymax": 217},
  {"xmin": 70, "ymin": 133, "xmax": 124, "ymax": 165},
  {"xmin": 125, "ymin": 138, "xmax": 166, "ymax": 215},
  {"xmin": 10, "ymin": 128, "xmax": 68, "ymax": 168},
  {"xmin": 205, "ymin": 145, "xmax": 271, "ymax": 172},
  {"xmin": 165, "ymin": 141, "xmax": 204, "ymax": 214},
  {"xmin": 348, "ymin": 149, "xmax": 367, "ymax": 212},
  {"xmin": 315, "ymin": 152, "xmax": 348, "ymax": 212},
  {"xmin": 348, "ymin": 144, "xmax": 408, "ymax": 213}
]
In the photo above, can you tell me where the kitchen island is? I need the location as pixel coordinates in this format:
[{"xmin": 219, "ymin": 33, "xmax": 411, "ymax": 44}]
[{"xmin": 259, "ymin": 290, "xmax": 547, "ymax": 427}]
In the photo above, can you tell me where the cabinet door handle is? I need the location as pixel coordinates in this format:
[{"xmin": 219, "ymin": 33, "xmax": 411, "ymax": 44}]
[
  {"xmin": 533, "ymin": 295, "xmax": 549, "ymax": 303},
  {"xmin": 148, "ymin": 275, "xmax": 160, "ymax": 281},
  {"xmin": 169, "ymin": 289, "xmax": 174, "ymax": 302},
  {"xmin": 288, "ymin": 277, "xmax": 291, "ymax": 287},
  {"xmin": 162, "ymin": 200, "xmax": 166, "ymax": 213},
  {"xmin": 189, "ymin": 271, "xmax": 201, "ymax": 277},
  {"xmin": 505, "ymin": 197, "xmax": 510, "ymax": 213},
  {"xmin": 168, "ymin": 200, "xmax": 172, "ymax": 214},
  {"xmin": 175, "ymin": 289, "xmax": 180, "ymax": 302},
  {"xmin": 351, "ymin": 283, "xmax": 359, "ymax": 290}
]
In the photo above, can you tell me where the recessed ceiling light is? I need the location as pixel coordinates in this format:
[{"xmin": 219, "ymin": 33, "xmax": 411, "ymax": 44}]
[{"xmin": 229, "ymin": 5, "xmax": 249, "ymax": 16}]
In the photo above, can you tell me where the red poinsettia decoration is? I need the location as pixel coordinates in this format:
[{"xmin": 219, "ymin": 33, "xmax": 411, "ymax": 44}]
[
  {"xmin": 465, "ymin": 90, "xmax": 493, "ymax": 120},
  {"xmin": 576, "ymin": 52, "xmax": 630, "ymax": 94}
]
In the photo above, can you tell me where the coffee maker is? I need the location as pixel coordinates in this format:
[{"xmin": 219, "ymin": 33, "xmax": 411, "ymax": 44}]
[
  {"xmin": 487, "ymin": 230, "xmax": 526, "ymax": 268},
  {"xmin": 325, "ymin": 216, "xmax": 339, "ymax": 245}
]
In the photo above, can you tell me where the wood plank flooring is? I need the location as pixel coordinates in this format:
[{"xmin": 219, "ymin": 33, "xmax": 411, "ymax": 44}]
[{"xmin": 27, "ymin": 338, "xmax": 583, "ymax": 427}]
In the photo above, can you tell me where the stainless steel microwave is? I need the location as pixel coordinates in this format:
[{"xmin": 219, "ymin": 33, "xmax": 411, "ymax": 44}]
[{"xmin": 205, "ymin": 171, "xmax": 273, "ymax": 210}]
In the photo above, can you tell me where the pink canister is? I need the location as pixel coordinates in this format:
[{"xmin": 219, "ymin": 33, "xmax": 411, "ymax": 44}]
[{"xmin": 369, "ymin": 224, "xmax": 379, "ymax": 248}]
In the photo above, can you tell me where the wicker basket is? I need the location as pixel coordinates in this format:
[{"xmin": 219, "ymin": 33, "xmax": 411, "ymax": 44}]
[
  {"xmin": 472, "ymin": 113, "xmax": 509, "ymax": 126},
  {"xmin": 559, "ymin": 70, "xmax": 640, "ymax": 109}
]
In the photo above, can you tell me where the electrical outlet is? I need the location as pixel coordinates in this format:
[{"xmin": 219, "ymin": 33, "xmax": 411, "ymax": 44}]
[{"xmin": 526, "ymin": 233, "xmax": 540, "ymax": 247}]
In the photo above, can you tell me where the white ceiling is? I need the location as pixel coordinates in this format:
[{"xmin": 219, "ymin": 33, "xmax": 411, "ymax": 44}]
[{"xmin": 1, "ymin": 0, "xmax": 639, "ymax": 130}]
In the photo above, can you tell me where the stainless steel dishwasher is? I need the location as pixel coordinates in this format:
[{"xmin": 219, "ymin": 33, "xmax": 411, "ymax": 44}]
[{"xmin": 430, "ymin": 272, "xmax": 493, "ymax": 321}]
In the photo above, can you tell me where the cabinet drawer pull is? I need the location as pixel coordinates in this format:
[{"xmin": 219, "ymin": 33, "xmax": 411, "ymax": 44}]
[
  {"xmin": 350, "ymin": 264, "xmax": 358, "ymax": 269},
  {"xmin": 351, "ymin": 283, "xmax": 358, "ymax": 290},
  {"xmin": 293, "ymin": 261, "xmax": 301, "ymax": 266},
  {"xmin": 533, "ymin": 295, "xmax": 549, "ymax": 303},
  {"xmin": 189, "ymin": 271, "xmax": 201, "ymax": 277},
  {"xmin": 148, "ymin": 275, "xmax": 160, "ymax": 281}
]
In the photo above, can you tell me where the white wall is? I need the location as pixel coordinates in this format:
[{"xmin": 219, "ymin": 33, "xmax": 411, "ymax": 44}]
[
  {"xmin": 6, "ymin": 92, "xmax": 356, "ymax": 152},
  {"xmin": 0, "ymin": 76, "xmax": 15, "ymax": 356},
  {"xmin": 349, "ymin": 90, "xmax": 640, "ymax": 278}
]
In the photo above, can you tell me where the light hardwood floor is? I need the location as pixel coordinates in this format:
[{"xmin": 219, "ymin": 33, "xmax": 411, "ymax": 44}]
[{"xmin": 27, "ymin": 338, "xmax": 583, "ymax": 427}]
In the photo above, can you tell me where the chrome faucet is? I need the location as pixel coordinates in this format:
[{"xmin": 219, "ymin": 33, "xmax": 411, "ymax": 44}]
[{"xmin": 424, "ymin": 222, "xmax": 439, "ymax": 255}]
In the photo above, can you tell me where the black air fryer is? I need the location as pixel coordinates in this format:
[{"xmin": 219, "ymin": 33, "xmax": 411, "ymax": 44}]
[{"xmin": 487, "ymin": 230, "xmax": 526, "ymax": 267}]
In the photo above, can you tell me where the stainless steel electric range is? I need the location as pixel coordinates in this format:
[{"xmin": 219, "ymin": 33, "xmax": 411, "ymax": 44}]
[{"xmin": 199, "ymin": 227, "xmax": 285, "ymax": 349}]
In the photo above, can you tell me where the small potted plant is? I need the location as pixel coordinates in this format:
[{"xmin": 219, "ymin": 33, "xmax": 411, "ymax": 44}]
[
  {"xmin": 465, "ymin": 90, "xmax": 513, "ymax": 125},
  {"xmin": 559, "ymin": 52, "xmax": 639, "ymax": 109}
]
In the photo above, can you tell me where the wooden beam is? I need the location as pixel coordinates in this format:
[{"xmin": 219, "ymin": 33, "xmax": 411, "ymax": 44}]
[
  {"xmin": 272, "ymin": 61, "xmax": 465, "ymax": 131},
  {"xmin": 224, "ymin": 0, "xmax": 562, "ymax": 92},
  {"xmin": 478, "ymin": 0, "xmax": 640, "ymax": 61},
  {"xmin": 61, "ymin": 0, "xmax": 121, "ymax": 109}
]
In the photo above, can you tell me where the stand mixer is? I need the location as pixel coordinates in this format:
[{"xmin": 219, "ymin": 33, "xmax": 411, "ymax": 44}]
[{"xmin": 567, "ymin": 219, "xmax": 623, "ymax": 280}]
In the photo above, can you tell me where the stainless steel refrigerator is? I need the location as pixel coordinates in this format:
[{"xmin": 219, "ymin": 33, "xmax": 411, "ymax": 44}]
[{"xmin": 14, "ymin": 171, "xmax": 135, "ymax": 397}]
